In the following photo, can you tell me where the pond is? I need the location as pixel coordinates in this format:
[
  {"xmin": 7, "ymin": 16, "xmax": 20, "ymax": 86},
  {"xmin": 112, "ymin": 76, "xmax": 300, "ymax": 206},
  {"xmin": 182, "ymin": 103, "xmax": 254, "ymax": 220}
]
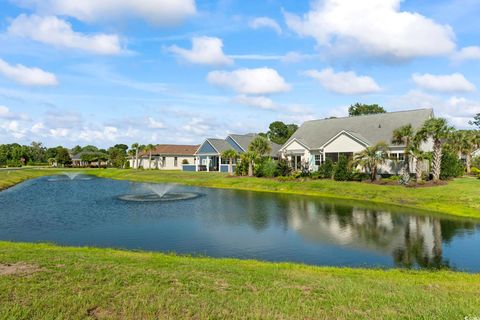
[{"xmin": 1, "ymin": 175, "xmax": 479, "ymax": 272}]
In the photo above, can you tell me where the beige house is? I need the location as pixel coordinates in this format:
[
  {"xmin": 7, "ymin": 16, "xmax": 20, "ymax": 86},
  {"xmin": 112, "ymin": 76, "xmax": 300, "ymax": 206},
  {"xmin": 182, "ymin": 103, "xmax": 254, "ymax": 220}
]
[
  {"xmin": 279, "ymin": 109, "xmax": 434, "ymax": 175},
  {"xmin": 130, "ymin": 145, "xmax": 199, "ymax": 170}
]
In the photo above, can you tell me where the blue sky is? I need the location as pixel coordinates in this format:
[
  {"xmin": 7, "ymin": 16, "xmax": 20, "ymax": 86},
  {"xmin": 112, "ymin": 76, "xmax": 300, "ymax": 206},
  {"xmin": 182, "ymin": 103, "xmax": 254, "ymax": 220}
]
[{"xmin": 0, "ymin": 0, "xmax": 479, "ymax": 148}]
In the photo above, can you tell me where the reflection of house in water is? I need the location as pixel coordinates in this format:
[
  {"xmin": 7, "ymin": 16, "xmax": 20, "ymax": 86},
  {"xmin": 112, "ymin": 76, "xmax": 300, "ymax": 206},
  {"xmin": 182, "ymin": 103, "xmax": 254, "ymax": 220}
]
[{"xmin": 283, "ymin": 199, "xmax": 473, "ymax": 269}]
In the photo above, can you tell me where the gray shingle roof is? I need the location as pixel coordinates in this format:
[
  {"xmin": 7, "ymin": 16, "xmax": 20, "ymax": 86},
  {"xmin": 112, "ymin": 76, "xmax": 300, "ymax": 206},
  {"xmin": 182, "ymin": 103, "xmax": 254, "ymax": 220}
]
[
  {"xmin": 229, "ymin": 133, "xmax": 282, "ymax": 157},
  {"xmin": 207, "ymin": 138, "xmax": 233, "ymax": 153},
  {"xmin": 284, "ymin": 109, "xmax": 434, "ymax": 150}
]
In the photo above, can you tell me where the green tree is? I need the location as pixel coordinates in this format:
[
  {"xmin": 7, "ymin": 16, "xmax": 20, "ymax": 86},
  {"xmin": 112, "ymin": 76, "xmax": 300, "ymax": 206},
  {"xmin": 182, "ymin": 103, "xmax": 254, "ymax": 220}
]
[
  {"xmin": 114, "ymin": 144, "xmax": 129, "ymax": 152},
  {"xmin": 418, "ymin": 118, "xmax": 453, "ymax": 182},
  {"xmin": 81, "ymin": 145, "xmax": 99, "ymax": 153},
  {"xmin": 241, "ymin": 151, "xmax": 258, "ymax": 177},
  {"xmin": 266, "ymin": 121, "xmax": 298, "ymax": 145},
  {"xmin": 108, "ymin": 147, "xmax": 126, "ymax": 168},
  {"xmin": 469, "ymin": 113, "xmax": 480, "ymax": 128},
  {"xmin": 249, "ymin": 136, "xmax": 271, "ymax": 157},
  {"xmin": 29, "ymin": 141, "xmax": 46, "ymax": 163},
  {"xmin": 131, "ymin": 143, "xmax": 140, "ymax": 169},
  {"xmin": 145, "ymin": 144, "xmax": 156, "ymax": 169},
  {"xmin": 354, "ymin": 142, "xmax": 390, "ymax": 181},
  {"xmin": 55, "ymin": 147, "xmax": 72, "ymax": 167},
  {"xmin": 334, "ymin": 155, "xmax": 351, "ymax": 181},
  {"xmin": 221, "ymin": 149, "xmax": 238, "ymax": 176},
  {"xmin": 348, "ymin": 103, "xmax": 386, "ymax": 117},
  {"xmin": 71, "ymin": 145, "xmax": 82, "ymax": 155},
  {"xmin": 392, "ymin": 124, "xmax": 416, "ymax": 184}
]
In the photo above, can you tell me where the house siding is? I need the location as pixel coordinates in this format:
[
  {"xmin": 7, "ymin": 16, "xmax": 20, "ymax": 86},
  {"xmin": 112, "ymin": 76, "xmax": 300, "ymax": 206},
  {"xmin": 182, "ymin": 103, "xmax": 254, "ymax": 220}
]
[
  {"xmin": 225, "ymin": 136, "xmax": 244, "ymax": 153},
  {"xmin": 197, "ymin": 141, "xmax": 218, "ymax": 155}
]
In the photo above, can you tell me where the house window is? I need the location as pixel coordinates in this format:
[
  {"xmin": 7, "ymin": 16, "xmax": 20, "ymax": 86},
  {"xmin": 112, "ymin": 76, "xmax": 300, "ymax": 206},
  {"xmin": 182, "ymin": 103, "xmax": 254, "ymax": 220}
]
[
  {"xmin": 174, "ymin": 157, "xmax": 178, "ymax": 167},
  {"xmin": 315, "ymin": 155, "xmax": 321, "ymax": 166},
  {"xmin": 398, "ymin": 153, "xmax": 405, "ymax": 161}
]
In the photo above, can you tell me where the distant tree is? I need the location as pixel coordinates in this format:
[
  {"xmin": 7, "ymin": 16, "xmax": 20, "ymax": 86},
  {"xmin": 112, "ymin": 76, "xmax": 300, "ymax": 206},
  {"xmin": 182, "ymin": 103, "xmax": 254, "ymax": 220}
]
[
  {"xmin": 131, "ymin": 143, "xmax": 140, "ymax": 169},
  {"xmin": 29, "ymin": 141, "xmax": 46, "ymax": 163},
  {"xmin": 469, "ymin": 113, "xmax": 480, "ymax": 128},
  {"xmin": 418, "ymin": 118, "xmax": 453, "ymax": 182},
  {"xmin": 81, "ymin": 145, "xmax": 99, "ymax": 153},
  {"xmin": 249, "ymin": 136, "xmax": 272, "ymax": 157},
  {"xmin": 71, "ymin": 145, "xmax": 82, "ymax": 155},
  {"xmin": 265, "ymin": 121, "xmax": 298, "ymax": 145},
  {"xmin": 348, "ymin": 103, "xmax": 386, "ymax": 117},
  {"xmin": 221, "ymin": 149, "xmax": 238, "ymax": 176},
  {"xmin": 241, "ymin": 151, "xmax": 258, "ymax": 177},
  {"xmin": 55, "ymin": 147, "xmax": 72, "ymax": 167},
  {"xmin": 145, "ymin": 144, "xmax": 156, "ymax": 169},
  {"xmin": 108, "ymin": 147, "xmax": 126, "ymax": 168}
]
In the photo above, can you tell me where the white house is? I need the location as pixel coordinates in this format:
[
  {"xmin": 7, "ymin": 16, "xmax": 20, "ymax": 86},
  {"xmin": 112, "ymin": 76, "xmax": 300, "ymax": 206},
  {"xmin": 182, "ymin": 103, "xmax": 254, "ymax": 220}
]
[
  {"xmin": 130, "ymin": 145, "xmax": 199, "ymax": 170},
  {"xmin": 279, "ymin": 109, "xmax": 435, "ymax": 175}
]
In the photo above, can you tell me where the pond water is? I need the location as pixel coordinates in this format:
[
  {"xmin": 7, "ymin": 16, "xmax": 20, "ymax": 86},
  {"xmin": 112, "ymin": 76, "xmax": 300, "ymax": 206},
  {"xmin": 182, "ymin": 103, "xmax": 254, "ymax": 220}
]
[{"xmin": 1, "ymin": 175, "xmax": 479, "ymax": 272}]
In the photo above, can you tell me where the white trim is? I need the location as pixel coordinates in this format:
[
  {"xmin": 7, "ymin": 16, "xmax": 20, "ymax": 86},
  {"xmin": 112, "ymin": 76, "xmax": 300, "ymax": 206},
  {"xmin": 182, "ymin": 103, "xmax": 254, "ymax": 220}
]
[
  {"xmin": 226, "ymin": 135, "xmax": 246, "ymax": 152},
  {"xmin": 320, "ymin": 130, "xmax": 370, "ymax": 149},
  {"xmin": 195, "ymin": 139, "xmax": 219, "ymax": 156},
  {"xmin": 279, "ymin": 138, "xmax": 310, "ymax": 152}
]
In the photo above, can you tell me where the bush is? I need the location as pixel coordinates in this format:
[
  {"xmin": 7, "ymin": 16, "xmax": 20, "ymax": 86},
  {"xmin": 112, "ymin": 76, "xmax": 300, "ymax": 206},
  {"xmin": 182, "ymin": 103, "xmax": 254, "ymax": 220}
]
[
  {"xmin": 440, "ymin": 151, "xmax": 464, "ymax": 180},
  {"xmin": 334, "ymin": 155, "xmax": 352, "ymax": 181},
  {"xmin": 235, "ymin": 157, "xmax": 249, "ymax": 176},
  {"xmin": 124, "ymin": 161, "xmax": 130, "ymax": 169},
  {"xmin": 182, "ymin": 159, "xmax": 189, "ymax": 165},
  {"xmin": 275, "ymin": 159, "xmax": 292, "ymax": 177},
  {"xmin": 351, "ymin": 170, "xmax": 369, "ymax": 182},
  {"xmin": 6, "ymin": 159, "xmax": 22, "ymax": 167},
  {"xmin": 317, "ymin": 159, "xmax": 334, "ymax": 179},
  {"xmin": 255, "ymin": 158, "xmax": 277, "ymax": 178},
  {"xmin": 471, "ymin": 167, "xmax": 480, "ymax": 179},
  {"xmin": 472, "ymin": 157, "xmax": 480, "ymax": 170}
]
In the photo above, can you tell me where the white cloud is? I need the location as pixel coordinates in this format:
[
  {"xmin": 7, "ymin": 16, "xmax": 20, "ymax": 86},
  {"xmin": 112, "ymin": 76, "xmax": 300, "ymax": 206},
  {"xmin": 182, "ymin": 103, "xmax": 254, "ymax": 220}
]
[
  {"xmin": 303, "ymin": 68, "xmax": 381, "ymax": 95},
  {"xmin": 147, "ymin": 117, "xmax": 165, "ymax": 129},
  {"xmin": 182, "ymin": 117, "xmax": 210, "ymax": 135},
  {"xmin": 207, "ymin": 67, "xmax": 291, "ymax": 95},
  {"xmin": 167, "ymin": 37, "xmax": 233, "ymax": 65},
  {"xmin": 8, "ymin": 15, "xmax": 123, "ymax": 55},
  {"xmin": 249, "ymin": 17, "xmax": 282, "ymax": 34},
  {"xmin": 412, "ymin": 73, "xmax": 476, "ymax": 93},
  {"xmin": 0, "ymin": 105, "xmax": 14, "ymax": 118},
  {"xmin": 234, "ymin": 95, "xmax": 276, "ymax": 110},
  {"xmin": 452, "ymin": 46, "xmax": 480, "ymax": 62},
  {"xmin": 0, "ymin": 58, "xmax": 58, "ymax": 86},
  {"xmin": 12, "ymin": 0, "xmax": 196, "ymax": 25},
  {"xmin": 285, "ymin": 0, "xmax": 456, "ymax": 59}
]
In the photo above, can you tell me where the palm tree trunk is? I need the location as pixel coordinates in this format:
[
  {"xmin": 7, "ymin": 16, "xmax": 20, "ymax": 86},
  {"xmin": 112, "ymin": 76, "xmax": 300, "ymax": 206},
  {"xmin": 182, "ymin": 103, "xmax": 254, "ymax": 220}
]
[
  {"xmin": 415, "ymin": 158, "xmax": 423, "ymax": 182},
  {"xmin": 248, "ymin": 161, "xmax": 253, "ymax": 177},
  {"xmin": 371, "ymin": 165, "xmax": 377, "ymax": 182},
  {"xmin": 135, "ymin": 149, "xmax": 139, "ymax": 169},
  {"xmin": 402, "ymin": 154, "xmax": 410, "ymax": 183},
  {"xmin": 466, "ymin": 153, "xmax": 472, "ymax": 174},
  {"xmin": 432, "ymin": 141, "xmax": 442, "ymax": 181},
  {"xmin": 149, "ymin": 151, "xmax": 152, "ymax": 170}
]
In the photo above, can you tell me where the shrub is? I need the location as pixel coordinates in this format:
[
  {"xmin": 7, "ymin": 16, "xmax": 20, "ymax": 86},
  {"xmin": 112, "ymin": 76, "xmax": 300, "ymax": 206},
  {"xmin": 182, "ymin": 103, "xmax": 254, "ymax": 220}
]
[
  {"xmin": 275, "ymin": 159, "xmax": 292, "ymax": 177},
  {"xmin": 182, "ymin": 159, "xmax": 189, "ymax": 165},
  {"xmin": 472, "ymin": 157, "xmax": 480, "ymax": 170},
  {"xmin": 334, "ymin": 155, "xmax": 352, "ymax": 181},
  {"xmin": 235, "ymin": 157, "xmax": 249, "ymax": 176},
  {"xmin": 317, "ymin": 159, "xmax": 334, "ymax": 179},
  {"xmin": 255, "ymin": 158, "xmax": 277, "ymax": 178},
  {"xmin": 6, "ymin": 159, "xmax": 22, "ymax": 167},
  {"xmin": 351, "ymin": 170, "xmax": 368, "ymax": 182},
  {"xmin": 471, "ymin": 167, "xmax": 480, "ymax": 179},
  {"xmin": 124, "ymin": 161, "xmax": 131, "ymax": 169},
  {"xmin": 440, "ymin": 151, "xmax": 464, "ymax": 180}
]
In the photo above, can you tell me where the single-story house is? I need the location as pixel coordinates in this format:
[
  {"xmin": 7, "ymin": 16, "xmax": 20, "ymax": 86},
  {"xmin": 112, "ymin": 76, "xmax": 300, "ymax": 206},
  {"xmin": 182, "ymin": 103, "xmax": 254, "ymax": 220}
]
[
  {"xmin": 131, "ymin": 144, "xmax": 199, "ymax": 170},
  {"xmin": 71, "ymin": 152, "xmax": 108, "ymax": 167},
  {"xmin": 279, "ymin": 109, "xmax": 434, "ymax": 174},
  {"xmin": 186, "ymin": 133, "xmax": 281, "ymax": 172}
]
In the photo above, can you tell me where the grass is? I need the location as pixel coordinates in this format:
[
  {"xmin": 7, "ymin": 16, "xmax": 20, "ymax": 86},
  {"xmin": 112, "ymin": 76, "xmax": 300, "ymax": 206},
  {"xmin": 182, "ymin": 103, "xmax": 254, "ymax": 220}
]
[
  {"xmin": 1, "ymin": 241, "xmax": 480, "ymax": 319},
  {"xmin": 1, "ymin": 168, "xmax": 479, "ymax": 219}
]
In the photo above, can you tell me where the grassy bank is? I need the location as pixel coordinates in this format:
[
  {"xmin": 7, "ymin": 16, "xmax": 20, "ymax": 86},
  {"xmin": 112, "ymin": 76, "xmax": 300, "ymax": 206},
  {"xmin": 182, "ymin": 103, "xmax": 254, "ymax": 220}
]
[
  {"xmin": 86, "ymin": 169, "xmax": 480, "ymax": 219},
  {"xmin": 1, "ymin": 168, "xmax": 479, "ymax": 219},
  {"xmin": 1, "ymin": 242, "xmax": 480, "ymax": 319}
]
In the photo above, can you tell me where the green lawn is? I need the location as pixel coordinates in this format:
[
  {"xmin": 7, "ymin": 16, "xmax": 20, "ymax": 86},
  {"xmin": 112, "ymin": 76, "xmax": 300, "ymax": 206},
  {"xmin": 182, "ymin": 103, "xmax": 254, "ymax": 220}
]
[
  {"xmin": 1, "ymin": 168, "xmax": 479, "ymax": 219},
  {"xmin": 1, "ymin": 242, "xmax": 480, "ymax": 319}
]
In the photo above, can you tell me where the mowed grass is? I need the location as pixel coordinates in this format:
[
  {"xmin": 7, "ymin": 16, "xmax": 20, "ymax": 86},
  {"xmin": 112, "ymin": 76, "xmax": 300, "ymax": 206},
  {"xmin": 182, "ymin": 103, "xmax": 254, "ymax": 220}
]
[
  {"xmin": 1, "ymin": 242, "xmax": 480, "ymax": 320},
  {"xmin": 0, "ymin": 168, "xmax": 59, "ymax": 191},
  {"xmin": 87, "ymin": 169, "xmax": 480, "ymax": 219}
]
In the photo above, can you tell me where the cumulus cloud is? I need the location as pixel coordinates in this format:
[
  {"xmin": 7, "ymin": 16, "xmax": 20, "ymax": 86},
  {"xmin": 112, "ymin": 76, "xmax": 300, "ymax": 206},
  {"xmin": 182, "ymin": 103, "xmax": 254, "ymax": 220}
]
[
  {"xmin": 303, "ymin": 68, "xmax": 381, "ymax": 95},
  {"xmin": 167, "ymin": 37, "xmax": 233, "ymax": 65},
  {"xmin": 412, "ymin": 73, "xmax": 476, "ymax": 93},
  {"xmin": 207, "ymin": 67, "xmax": 291, "ymax": 95},
  {"xmin": 12, "ymin": 0, "xmax": 196, "ymax": 25},
  {"xmin": 249, "ymin": 17, "xmax": 282, "ymax": 34},
  {"xmin": 452, "ymin": 46, "xmax": 480, "ymax": 62},
  {"xmin": 0, "ymin": 58, "xmax": 58, "ymax": 86},
  {"xmin": 8, "ymin": 15, "xmax": 123, "ymax": 55},
  {"xmin": 147, "ymin": 117, "xmax": 165, "ymax": 129},
  {"xmin": 284, "ymin": 0, "xmax": 456, "ymax": 59},
  {"xmin": 182, "ymin": 117, "xmax": 210, "ymax": 135},
  {"xmin": 234, "ymin": 95, "xmax": 276, "ymax": 110}
]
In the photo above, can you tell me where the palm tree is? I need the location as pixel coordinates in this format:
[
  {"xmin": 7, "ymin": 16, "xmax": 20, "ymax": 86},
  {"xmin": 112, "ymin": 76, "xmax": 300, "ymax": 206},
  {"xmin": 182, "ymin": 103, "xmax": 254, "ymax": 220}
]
[
  {"xmin": 392, "ymin": 124, "xmax": 415, "ymax": 183},
  {"xmin": 446, "ymin": 130, "xmax": 464, "ymax": 159},
  {"xmin": 137, "ymin": 145, "xmax": 146, "ymax": 168},
  {"xmin": 131, "ymin": 143, "xmax": 139, "ymax": 169},
  {"xmin": 221, "ymin": 149, "xmax": 238, "ymax": 176},
  {"xmin": 410, "ymin": 147, "xmax": 428, "ymax": 183},
  {"xmin": 354, "ymin": 142, "xmax": 390, "ymax": 181},
  {"xmin": 127, "ymin": 149, "xmax": 135, "ymax": 168},
  {"xmin": 146, "ymin": 144, "xmax": 156, "ymax": 169},
  {"xmin": 242, "ymin": 151, "xmax": 258, "ymax": 177},
  {"xmin": 462, "ymin": 130, "xmax": 480, "ymax": 174},
  {"xmin": 248, "ymin": 136, "xmax": 272, "ymax": 157},
  {"xmin": 418, "ymin": 118, "xmax": 453, "ymax": 182}
]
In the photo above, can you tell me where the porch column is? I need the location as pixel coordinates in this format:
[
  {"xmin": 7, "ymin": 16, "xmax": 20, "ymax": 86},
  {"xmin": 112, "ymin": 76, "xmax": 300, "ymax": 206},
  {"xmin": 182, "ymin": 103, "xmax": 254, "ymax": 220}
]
[
  {"xmin": 218, "ymin": 156, "xmax": 222, "ymax": 172},
  {"xmin": 195, "ymin": 157, "xmax": 199, "ymax": 172},
  {"xmin": 206, "ymin": 156, "xmax": 210, "ymax": 172}
]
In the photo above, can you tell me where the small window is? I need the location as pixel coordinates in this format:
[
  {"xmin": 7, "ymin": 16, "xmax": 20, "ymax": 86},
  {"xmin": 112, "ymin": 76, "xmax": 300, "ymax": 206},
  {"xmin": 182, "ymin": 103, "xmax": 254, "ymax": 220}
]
[
  {"xmin": 174, "ymin": 157, "xmax": 178, "ymax": 167},
  {"xmin": 314, "ymin": 155, "xmax": 321, "ymax": 166},
  {"xmin": 398, "ymin": 153, "xmax": 405, "ymax": 161}
]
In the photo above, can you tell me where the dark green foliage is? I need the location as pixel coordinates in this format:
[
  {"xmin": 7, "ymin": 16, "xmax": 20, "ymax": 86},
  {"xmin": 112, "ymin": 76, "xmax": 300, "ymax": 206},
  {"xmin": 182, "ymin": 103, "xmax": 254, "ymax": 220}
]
[
  {"xmin": 469, "ymin": 113, "xmax": 480, "ymax": 128},
  {"xmin": 334, "ymin": 155, "xmax": 352, "ymax": 181},
  {"xmin": 262, "ymin": 121, "xmax": 298, "ymax": 145},
  {"xmin": 275, "ymin": 159, "xmax": 292, "ymax": 177},
  {"xmin": 255, "ymin": 158, "xmax": 277, "ymax": 178},
  {"xmin": 472, "ymin": 156, "xmax": 480, "ymax": 169},
  {"xmin": 440, "ymin": 151, "xmax": 464, "ymax": 180},
  {"xmin": 108, "ymin": 147, "xmax": 127, "ymax": 168},
  {"xmin": 348, "ymin": 103, "xmax": 386, "ymax": 117},
  {"xmin": 55, "ymin": 147, "xmax": 72, "ymax": 166},
  {"xmin": 317, "ymin": 159, "xmax": 334, "ymax": 179},
  {"xmin": 235, "ymin": 157, "xmax": 249, "ymax": 176}
]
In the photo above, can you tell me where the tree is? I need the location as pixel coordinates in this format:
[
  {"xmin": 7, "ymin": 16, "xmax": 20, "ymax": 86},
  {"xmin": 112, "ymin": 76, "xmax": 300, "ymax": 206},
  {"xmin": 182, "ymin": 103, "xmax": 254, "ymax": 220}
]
[
  {"xmin": 30, "ymin": 141, "xmax": 46, "ymax": 163},
  {"xmin": 81, "ymin": 145, "xmax": 99, "ymax": 153},
  {"xmin": 55, "ymin": 147, "xmax": 72, "ymax": 167},
  {"xmin": 108, "ymin": 147, "xmax": 126, "ymax": 168},
  {"xmin": 145, "ymin": 144, "xmax": 156, "ymax": 169},
  {"xmin": 249, "ymin": 136, "xmax": 271, "ymax": 157},
  {"xmin": 469, "ymin": 113, "xmax": 480, "ymax": 128},
  {"xmin": 354, "ymin": 142, "xmax": 390, "ymax": 181},
  {"xmin": 221, "ymin": 149, "xmax": 238, "ymax": 176},
  {"xmin": 348, "ymin": 103, "xmax": 386, "ymax": 117},
  {"xmin": 392, "ymin": 124, "xmax": 415, "ymax": 184},
  {"xmin": 266, "ymin": 121, "xmax": 298, "ymax": 145},
  {"xmin": 241, "ymin": 151, "xmax": 258, "ymax": 177},
  {"xmin": 114, "ymin": 144, "xmax": 128, "ymax": 152},
  {"xmin": 334, "ymin": 155, "xmax": 351, "ymax": 181},
  {"xmin": 418, "ymin": 118, "xmax": 453, "ymax": 182},
  {"xmin": 131, "ymin": 143, "xmax": 140, "ymax": 169},
  {"xmin": 71, "ymin": 145, "xmax": 82, "ymax": 155}
]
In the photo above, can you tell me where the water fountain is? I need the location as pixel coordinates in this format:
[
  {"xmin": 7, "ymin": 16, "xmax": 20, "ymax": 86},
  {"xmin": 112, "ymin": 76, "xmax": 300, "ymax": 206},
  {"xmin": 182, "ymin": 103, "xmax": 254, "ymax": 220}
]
[
  {"xmin": 119, "ymin": 183, "xmax": 199, "ymax": 202},
  {"xmin": 62, "ymin": 172, "xmax": 80, "ymax": 180}
]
